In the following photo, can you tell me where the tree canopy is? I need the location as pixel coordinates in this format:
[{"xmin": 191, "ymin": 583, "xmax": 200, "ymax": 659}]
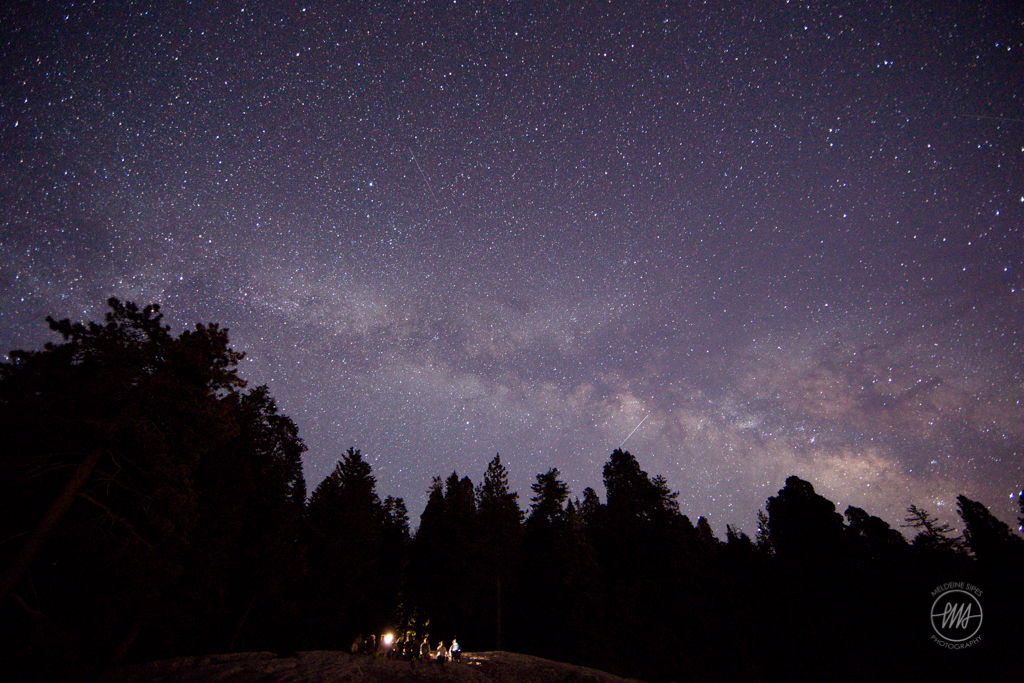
[{"xmin": 1, "ymin": 300, "xmax": 1019, "ymax": 682}]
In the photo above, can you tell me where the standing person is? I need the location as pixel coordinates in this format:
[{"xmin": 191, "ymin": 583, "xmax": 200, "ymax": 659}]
[
  {"xmin": 351, "ymin": 634, "xmax": 362, "ymax": 658},
  {"xmin": 419, "ymin": 635, "xmax": 431, "ymax": 659},
  {"xmin": 435, "ymin": 640, "xmax": 448, "ymax": 663},
  {"xmin": 450, "ymin": 637, "xmax": 461, "ymax": 661}
]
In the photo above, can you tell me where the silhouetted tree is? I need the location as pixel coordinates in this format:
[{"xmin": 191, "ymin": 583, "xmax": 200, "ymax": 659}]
[
  {"xmin": 957, "ymin": 494, "xmax": 1024, "ymax": 564},
  {"xmin": 8, "ymin": 298, "xmax": 1021, "ymax": 682},
  {"xmin": 383, "ymin": 496, "xmax": 410, "ymax": 537},
  {"xmin": 765, "ymin": 475, "xmax": 845, "ymax": 564},
  {"xmin": 519, "ymin": 467, "xmax": 601, "ymax": 662},
  {"xmin": 407, "ymin": 471, "xmax": 478, "ymax": 643},
  {"xmin": 172, "ymin": 385, "xmax": 307, "ymax": 654},
  {"xmin": 305, "ymin": 448, "xmax": 393, "ymax": 646},
  {"xmin": 762, "ymin": 476, "xmax": 849, "ymax": 678},
  {"xmin": 475, "ymin": 454, "xmax": 522, "ymax": 648},
  {"xmin": 695, "ymin": 516, "xmax": 719, "ymax": 546},
  {"xmin": 591, "ymin": 451, "xmax": 700, "ymax": 678},
  {"xmin": 901, "ymin": 504, "xmax": 963, "ymax": 553},
  {"xmin": 954, "ymin": 495, "xmax": 1024, "ymax": 676},
  {"xmin": 755, "ymin": 508, "xmax": 772, "ymax": 553},
  {"xmin": 0, "ymin": 299, "xmax": 306, "ymax": 677},
  {"xmin": 528, "ymin": 467, "xmax": 569, "ymax": 529},
  {"xmin": 844, "ymin": 505, "xmax": 906, "ymax": 558},
  {"xmin": 725, "ymin": 524, "xmax": 754, "ymax": 555},
  {"xmin": 578, "ymin": 486, "xmax": 601, "ymax": 524},
  {"xmin": 602, "ymin": 449, "xmax": 664, "ymax": 522},
  {"xmin": 380, "ymin": 494, "xmax": 410, "ymax": 632}
]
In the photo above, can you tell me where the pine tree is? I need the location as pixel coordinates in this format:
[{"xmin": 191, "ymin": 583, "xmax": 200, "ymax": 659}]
[
  {"xmin": 305, "ymin": 448, "xmax": 390, "ymax": 646},
  {"xmin": 696, "ymin": 516, "xmax": 719, "ymax": 546},
  {"xmin": 475, "ymin": 454, "xmax": 522, "ymax": 649},
  {"xmin": 520, "ymin": 467, "xmax": 578, "ymax": 658},
  {"xmin": 956, "ymin": 495, "xmax": 1024, "ymax": 563},
  {"xmin": 408, "ymin": 472, "xmax": 478, "ymax": 644},
  {"xmin": 579, "ymin": 487, "xmax": 602, "ymax": 524},
  {"xmin": 183, "ymin": 384, "xmax": 308, "ymax": 653},
  {"xmin": 477, "ymin": 455, "xmax": 522, "ymax": 531},
  {"xmin": 383, "ymin": 496, "xmax": 410, "ymax": 538},
  {"xmin": 528, "ymin": 467, "xmax": 570, "ymax": 528},
  {"xmin": 602, "ymin": 449, "xmax": 650, "ymax": 519},
  {"xmin": 901, "ymin": 504, "xmax": 962, "ymax": 553}
]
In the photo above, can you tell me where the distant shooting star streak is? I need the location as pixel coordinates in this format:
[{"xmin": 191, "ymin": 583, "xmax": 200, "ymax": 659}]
[
  {"xmin": 617, "ymin": 414, "xmax": 650, "ymax": 449},
  {"xmin": 408, "ymin": 147, "xmax": 441, "ymax": 206}
]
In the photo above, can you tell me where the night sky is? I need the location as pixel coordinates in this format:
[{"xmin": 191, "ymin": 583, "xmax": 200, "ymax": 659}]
[{"xmin": 2, "ymin": 1, "xmax": 1022, "ymax": 533}]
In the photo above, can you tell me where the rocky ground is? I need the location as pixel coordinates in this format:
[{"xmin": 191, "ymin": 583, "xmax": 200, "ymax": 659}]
[{"xmin": 100, "ymin": 650, "xmax": 644, "ymax": 682}]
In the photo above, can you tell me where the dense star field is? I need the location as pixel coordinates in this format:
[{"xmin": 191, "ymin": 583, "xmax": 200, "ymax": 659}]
[{"xmin": 1, "ymin": 2, "xmax": 1021, "ymax": 531}]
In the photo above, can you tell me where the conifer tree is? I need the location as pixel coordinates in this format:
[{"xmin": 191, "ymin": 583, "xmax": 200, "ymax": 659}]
[
  {"xmin": 765, "ymin": 475, "xmax": 845, "ymax": 563},
  {"xmin": 956, "ymin": 494, "xmax": 1024, "ymax": 563},
  {"xmin": 475, "ymin": 454, "xmax": 522, "ymax": 648},
  {"xmin": 528, "ymin": 467, "xmax": 570, "ymax": 529},
  {"xmin": 305, "ymin": 448, "xmax": 391, "ymax": 646},
  {"xmin": 901, "ymin": 504, "xmax": 963, "ymax": 553},
  {"xmin": 0, "ymin": 299, "xmax": 307, "ymax": 672}
]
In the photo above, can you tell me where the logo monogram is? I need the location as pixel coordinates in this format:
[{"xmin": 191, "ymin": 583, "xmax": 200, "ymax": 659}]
[{"xmin": 930, "ymin": 588, "xmax": 983, "ymax": 644}]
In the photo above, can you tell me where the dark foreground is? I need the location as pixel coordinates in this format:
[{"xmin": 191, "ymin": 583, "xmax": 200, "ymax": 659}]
[{"xmin": 100, "ymin": 650, "xmax": 644, "ymax": 683}]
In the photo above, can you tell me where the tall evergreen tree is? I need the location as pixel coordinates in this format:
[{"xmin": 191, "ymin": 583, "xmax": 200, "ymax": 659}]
[
  {"xmin": 519, "ymin": 467, "xmax": 578, "ymax": 659},
  {"xmin": 579, "ymin": 486, "xmax": 602, "ymax": 524},
  {"xmin": 475, "ymin": 454, "xmax": 522, "ymax": 649},
  {"xmin": 175, "ymin": 385, "xmax": 308, "ymax": 654},
  {"xmin": 956, "ymin": 494, "xmax": 1024, "ymax": 564},
  {"xmin": 528, "ymin": 467, "xmax": 570, "ymax": 529},
  {"xmin": 408, "ymin": 472, "xmax": 478, "ymax": 644},
  {"xmin": 383, "ymin": 495, "xmax": 410, "ymax": 538},
  {"xmin": 405, "ymin": 478, "xmax": 444, "ymax": 639},
  {"xmin": 305, "ymin": 448, "xmax": 391, "ymax": 647},
  {"xmin": 603, "ymin": 449, "xmax": 656, "ymax": 521},
  {"xmin": 477, "ymin": 455, "xmax": 522, "ymax": 531}
]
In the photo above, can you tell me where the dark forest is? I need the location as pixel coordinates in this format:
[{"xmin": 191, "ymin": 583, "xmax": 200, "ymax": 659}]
[{"xmin": 2, "ymin": 300, "xmax": 1020, "ymax": 682}]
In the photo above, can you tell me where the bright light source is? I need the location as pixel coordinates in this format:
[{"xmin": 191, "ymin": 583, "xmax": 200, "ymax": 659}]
[{"xmin": 382, "ymin": 632, "xmax": 395, "ymax": 646}]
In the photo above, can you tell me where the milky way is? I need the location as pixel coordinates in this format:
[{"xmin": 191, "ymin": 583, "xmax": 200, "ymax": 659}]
[{"xmin": 2, "ymin": 2, "xmax": 1022, "ymax": 532}]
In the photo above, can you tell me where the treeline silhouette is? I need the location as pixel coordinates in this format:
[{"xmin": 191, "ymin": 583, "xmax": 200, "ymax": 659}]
[{"xmin": 1, "ymin": 299, "xmax": 1020, "ymax": 681}]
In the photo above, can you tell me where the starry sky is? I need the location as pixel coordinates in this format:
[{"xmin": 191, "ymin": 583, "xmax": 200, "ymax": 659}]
[{"xmin": 2, "ymin": 1, "xmax": 1022, "ymax": 533}]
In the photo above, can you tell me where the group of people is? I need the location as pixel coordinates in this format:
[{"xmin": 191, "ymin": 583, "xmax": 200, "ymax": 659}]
[{"xmin": 350, "ymin": 632, "xmax": 462, "ymax": 663}]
